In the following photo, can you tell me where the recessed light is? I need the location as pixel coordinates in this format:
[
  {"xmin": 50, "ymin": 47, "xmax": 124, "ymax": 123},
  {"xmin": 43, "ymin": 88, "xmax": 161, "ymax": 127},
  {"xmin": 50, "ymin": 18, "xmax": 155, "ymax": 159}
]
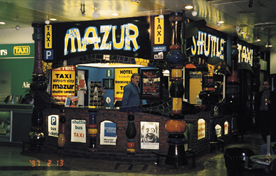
[
  {"xmin": 0, "ymin": 22, "xmax": 5, "ymax": 25},
  {"xmin": 185, "ymin": 5, "xmax": 193, "ymax": 10}
]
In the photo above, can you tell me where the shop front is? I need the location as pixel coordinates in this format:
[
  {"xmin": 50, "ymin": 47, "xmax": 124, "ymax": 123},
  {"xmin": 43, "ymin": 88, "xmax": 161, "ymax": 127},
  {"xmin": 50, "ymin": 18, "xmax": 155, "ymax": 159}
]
[{"xmin": 0, "ymin": 12, "xmax": 265, "ymax": 166}]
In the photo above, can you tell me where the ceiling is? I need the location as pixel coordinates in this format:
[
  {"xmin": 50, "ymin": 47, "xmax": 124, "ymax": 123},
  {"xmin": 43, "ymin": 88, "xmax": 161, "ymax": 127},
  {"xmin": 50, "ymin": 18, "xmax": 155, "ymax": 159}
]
[{"xmin": 1, "ymin": 0, "xmax": 276, "ymax": 52}]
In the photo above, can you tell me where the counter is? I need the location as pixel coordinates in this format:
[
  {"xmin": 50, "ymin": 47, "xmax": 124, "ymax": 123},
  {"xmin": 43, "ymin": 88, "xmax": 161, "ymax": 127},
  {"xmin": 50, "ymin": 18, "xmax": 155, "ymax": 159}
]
[{"xmin": 0, "ymin": 103, "xmax": 33, "ymax": 142}]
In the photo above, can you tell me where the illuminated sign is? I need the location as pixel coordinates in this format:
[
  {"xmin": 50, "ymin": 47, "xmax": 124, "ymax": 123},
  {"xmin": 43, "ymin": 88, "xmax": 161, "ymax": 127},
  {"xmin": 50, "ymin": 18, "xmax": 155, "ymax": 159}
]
[
  {"xmin": 51, "ymin": 65, "xmax": 76, "ymax": 101},
  {"xmin": 64, "ymin": 23, "xmax": 140, "ymax": 56},
  {"xmin": 45, "ymin": 25, "xmax": 52, "ymax": 49},
  {"xmin": 215, "ymin": 124, "xmax": 222, "ymax": 137},
  {"xmin": 191, "ymin": 31, "xmax": 225, "ymax": 60},
  {"xmin": 224, "ymin": 121, "xmax": 229, "ymax": 135},
  {"xmin": 237, "ymin": 44, "xmax": 253, "ymax": 66},
  {"xmin": 198, "ymin": 119, "xmax": 205, "ymax": 140},
  {"xmin": 154, "ymin": 16, "xmax": 164, "ymax": 44}
]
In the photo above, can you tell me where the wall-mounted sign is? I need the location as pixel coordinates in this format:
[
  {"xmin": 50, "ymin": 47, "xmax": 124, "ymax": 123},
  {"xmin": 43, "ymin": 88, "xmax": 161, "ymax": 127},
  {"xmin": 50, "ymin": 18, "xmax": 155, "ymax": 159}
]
[
  {"xmin": 105, "ymin": 69, "xmax": 113, "ymax": 77},
  {"xmin": 198, "ymin": 118, "xmax": 205, "ymax": 140},
  {"xmin": 151, "ymin": 15, "xmax": 171, "ymax": 61},
  {"xmin": 71, "ymin": 119, "xmax": 86, "ymax": 143},
  {"xmin": 237, "ymin": 43, "xmax": 253, "ymax": 66},
  {"xmin": 224, "ymin": 121, "xmax": 229, "ymax": 135},
  {"xmin": 47, "ymin": 17, "xmax": 151, "ymax": 61},
  {"xmin": 0, "ymin": 43, "xmax": 34, "ymax": 58},
  {"xmin": 51, "ymin": 65, "xmax": 76, "ymax": 101},
  {"xmin": 154, "ymin": 16, "xmax": 164, "ymax": 44},
  {"xmin": 100, "ymin": 120, "xmax": 117, "ymax": 145},
  {"xmin": 140, "ymin": 121, "xmax": 159, "ymax": 150},
  {"xmin": 215, "ymin": 124, "xmax": 222, "ymax": 137},
  {"xmin": 48, "ymin": 115, "xmax": 59, "ymax": 137},
  {"xmin": 141, "ymin": 69, "xmax": 161, "ymax": 99},
  {"xmin": 45, "ymin": 25, "xmax": 52, "ymax": 49},
  {"xmin": 190, "ymin": 31, "xmax": 226, "ymax": 61},
  {"xmin": 114, "ymin": 68, "xmax": 138, "ymax": 101}
]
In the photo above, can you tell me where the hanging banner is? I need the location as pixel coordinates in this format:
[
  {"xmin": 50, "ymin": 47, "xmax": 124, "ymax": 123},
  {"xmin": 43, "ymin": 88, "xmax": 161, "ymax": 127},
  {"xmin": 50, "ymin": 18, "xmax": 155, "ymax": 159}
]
[
  {"xmin": 51, "ymin": 65, "xmax": 76, "ymax": 101},
  {"xmin": 71, "ymin": 119, "xmax": 86, "ymax": 143},
  {"xmin": 48, "ymin": 115, "xmax": 59, "ymax": 137},
  {"xmin": 114, "ymin": 68, "xmax": 138, "ymax": 101}
]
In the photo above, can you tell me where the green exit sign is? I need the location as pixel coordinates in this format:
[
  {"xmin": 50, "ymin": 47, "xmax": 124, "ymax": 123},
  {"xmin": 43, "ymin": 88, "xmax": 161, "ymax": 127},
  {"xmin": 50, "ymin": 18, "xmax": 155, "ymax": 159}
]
[{"xmin": 105, "ymin": 69, "xmax": 113, "ymax": 77}]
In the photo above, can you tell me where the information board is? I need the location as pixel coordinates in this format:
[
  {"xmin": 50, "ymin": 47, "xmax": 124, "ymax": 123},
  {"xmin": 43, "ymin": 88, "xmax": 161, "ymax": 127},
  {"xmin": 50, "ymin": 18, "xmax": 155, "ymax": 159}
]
[
  {"xmin": 51, "ymin": 65, "xmax": 76, "ymax": 101},
  {"xmin": 141, "ymin": 69, "xmax": 161, "ymax": 99}
]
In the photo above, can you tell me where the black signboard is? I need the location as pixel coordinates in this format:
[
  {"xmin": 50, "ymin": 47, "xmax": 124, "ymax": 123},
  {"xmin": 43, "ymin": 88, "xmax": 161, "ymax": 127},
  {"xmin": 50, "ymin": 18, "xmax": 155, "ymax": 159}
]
[
  {"xmin": 46, "ymin": 16, "xmax": 151, "ymax": 62},
  {"xmin": 140, "ymin": 69, "xmax": 161, "ymax": 99}
]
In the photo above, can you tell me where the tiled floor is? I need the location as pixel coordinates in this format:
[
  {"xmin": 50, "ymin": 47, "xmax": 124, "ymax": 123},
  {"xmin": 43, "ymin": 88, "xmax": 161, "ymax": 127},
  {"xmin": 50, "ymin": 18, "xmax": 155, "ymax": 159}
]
[{"xmin": 0, "ymin": 130, "xmax": 266, "ymax": 176}]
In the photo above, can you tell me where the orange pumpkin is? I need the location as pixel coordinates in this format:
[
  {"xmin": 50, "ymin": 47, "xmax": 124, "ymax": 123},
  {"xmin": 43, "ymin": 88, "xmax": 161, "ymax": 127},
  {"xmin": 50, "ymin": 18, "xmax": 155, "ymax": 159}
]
[{"xmin": 165, "ymin": 119, "xmax": 186, "ymax": 133}]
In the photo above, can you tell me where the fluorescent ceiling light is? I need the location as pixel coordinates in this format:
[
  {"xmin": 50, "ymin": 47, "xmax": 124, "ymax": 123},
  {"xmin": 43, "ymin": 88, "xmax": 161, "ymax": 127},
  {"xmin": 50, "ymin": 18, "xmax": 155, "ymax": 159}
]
[{"xmin": 185, "ymin": 5, "xmax": 193, "ymax": 10}]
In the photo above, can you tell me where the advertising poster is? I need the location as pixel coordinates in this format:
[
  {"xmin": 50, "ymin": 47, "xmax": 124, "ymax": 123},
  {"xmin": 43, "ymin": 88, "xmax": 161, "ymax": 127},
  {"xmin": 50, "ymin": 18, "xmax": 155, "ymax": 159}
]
[
  {"xmin": 100, "ymin": 120, "xmax": 117, "ymax": 145},
  {"xmin": 141, "ymin": 69, "xmax": 161, "ymax": 99},
  {"xmin": 114, "ymin": 68, "xmax": 138, "ymax": 101},
  {"xmin": 51, "ymin": 65, "xmax": 76, "ymax": 101},
  {"xmin": 48, "ymin": 115, "xmax": 59, "ymax": 137},
  {"xmin": 71, "ymin": 119, "xmax": 86, "ymax": 143},
  {"xmin": 140, "ymin": 121, "xmax": 159, "ymax": 150},
  {"xmin": 197, "ymin": 119, "xmax": 205, "ymax": 140}
]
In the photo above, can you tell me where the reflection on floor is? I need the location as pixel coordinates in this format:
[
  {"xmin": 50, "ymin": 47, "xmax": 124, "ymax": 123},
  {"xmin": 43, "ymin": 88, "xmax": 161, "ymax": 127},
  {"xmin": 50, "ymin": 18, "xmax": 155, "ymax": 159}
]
[{"xmin": 0, "ymin": 130, "xmax": 265, "ymax": 176}]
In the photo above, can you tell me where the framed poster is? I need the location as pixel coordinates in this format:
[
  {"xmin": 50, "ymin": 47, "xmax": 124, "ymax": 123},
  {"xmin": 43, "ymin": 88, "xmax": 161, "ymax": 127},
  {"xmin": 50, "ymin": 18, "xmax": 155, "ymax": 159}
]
[
  {"xmin": 140, "ymin": 121, "xmax": 159, "ymax": 150},
  {"xmin": 140, "ymin": 69, "xmax": 161, "ymax": 100}
]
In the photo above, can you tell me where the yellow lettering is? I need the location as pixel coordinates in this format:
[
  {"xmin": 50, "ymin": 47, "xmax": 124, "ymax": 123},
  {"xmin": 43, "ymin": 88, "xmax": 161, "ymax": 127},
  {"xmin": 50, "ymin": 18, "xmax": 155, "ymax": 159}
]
[
  {"xmin": 191, "ymin": 36, "xmax": 197, "ymax": 56},
  {"xmin": 82, "ymin": 27, "xmax": 101, "ymax": 51},
  {"xmin": 64, "ymin": 28, "xmax": 82, "ymax": 55},
  {"xmin": 112, "ymin": 25, "xmax": 125, "ymax": 49},
  {"xmin": 125, "ymin": 23, "xmax": 140, "ymax": 51}
]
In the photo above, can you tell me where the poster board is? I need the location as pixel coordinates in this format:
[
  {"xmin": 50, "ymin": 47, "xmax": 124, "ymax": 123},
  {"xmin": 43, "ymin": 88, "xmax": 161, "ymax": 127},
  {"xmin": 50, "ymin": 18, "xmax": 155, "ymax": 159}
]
[
  {"xmin": 100, "ymin": 120, "xmax": 117, "ymax": 145},
  {"xmin": 140, "ymin": 121, "xmax": 159, "ymax": 150},
  {"xmin": 71, "ymin": 119, "xmax": 86, "ymax": 143},
  {"xmin": 51, "ymin": 65, "xmax": 76, "ymax": 101},
  {"xmin": 48, "ymin": 115, "xmax": 59, "ymax": 137},
  {"xmin": 140, "ymin": 69, "xmax": 161, "ymax": 100},
  {"xmin": 114, "ymin": 68, "xmax": 138, "ymax": 101}
]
